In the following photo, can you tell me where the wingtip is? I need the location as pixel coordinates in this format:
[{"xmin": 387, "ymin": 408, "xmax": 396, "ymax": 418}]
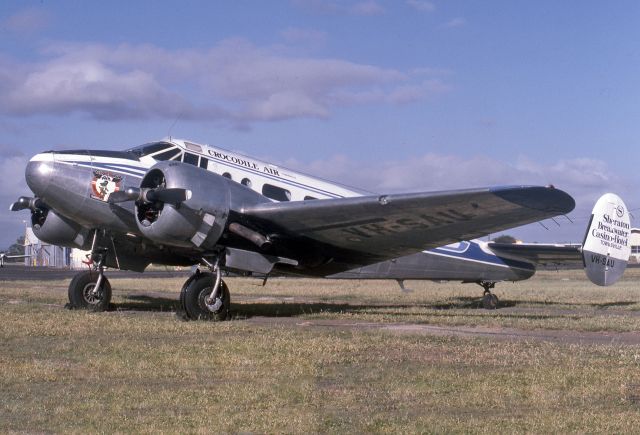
[{"xmin": 491, "ymin": 185, "xmax": 576, "ymax": 214}]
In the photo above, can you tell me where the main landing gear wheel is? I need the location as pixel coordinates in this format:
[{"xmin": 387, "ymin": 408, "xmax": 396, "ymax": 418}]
[
  {"xmin": 181, "ymin": 272, "xmax": 231, "ymax": 321},
  {"xmin": 478, "ymin": 281, "xmax": 498, "ymax": 310},
  {"xmin": 482, "ymin": 291, "xmax": 499, "ymax": 310},
  {"xmin": 67, "ymin": 270, "xmax": 112, "ymax": 311}
]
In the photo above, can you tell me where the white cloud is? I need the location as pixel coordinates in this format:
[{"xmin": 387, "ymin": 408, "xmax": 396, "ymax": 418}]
[
  {"xmin": 281, "ymin": 152, "xmax": 615, "ymax": 194},
  {"xmin": 387, "ymin": 79, "xmax": 452, "ymax": 103},
  {"xmin": 406, "ymin": 0, "xmax": 435, "ymax": 12},
  {"xmin": 6, "ymin": 60, "xmax": 190, "ymax": 120},
  {"xmin": 0, "ymin": 154, "xmax": 30, "ymax": 249},
  {"xmin": 245, "ymin": 91, "xmax": 329, "ymax": 121},
  {"xmin": 280, "ymin": 151, "xmax": 634, "ymax": 237},
  {"xmin": 2, "ymin": 7, "xmax": 51, "ymax": 35},
  {"xmin": 351, "ymin": 1, "xmax": 385, "ymax": 16},
  {"xmin": 0, "ymin": 39, "xmax": 450, "ymax": 125},
  {"xmin": 443, "ymin": 17, "xmax": 466, "ymax": 28}
]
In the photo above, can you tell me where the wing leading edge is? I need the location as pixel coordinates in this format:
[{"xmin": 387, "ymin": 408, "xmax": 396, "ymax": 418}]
[{"xmin": 240, "ymin": 185, "xmax": 575, "ymax": 274}]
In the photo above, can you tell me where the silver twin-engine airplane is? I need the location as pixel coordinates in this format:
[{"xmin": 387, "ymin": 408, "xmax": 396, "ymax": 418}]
[{"xmin": 10, "ymin": 138, "xmax": 630, "ymax": 319}]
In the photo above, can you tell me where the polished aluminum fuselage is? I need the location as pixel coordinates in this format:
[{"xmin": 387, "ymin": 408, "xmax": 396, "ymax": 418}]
[{"xmin": 24, "ymin": 140, "xmax": 535, "ymax": 281}]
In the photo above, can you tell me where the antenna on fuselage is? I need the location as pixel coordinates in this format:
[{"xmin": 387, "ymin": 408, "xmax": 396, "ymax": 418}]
[{"xmin": 168, "ymin": 112, "xmax": 183, "ymax": 141}]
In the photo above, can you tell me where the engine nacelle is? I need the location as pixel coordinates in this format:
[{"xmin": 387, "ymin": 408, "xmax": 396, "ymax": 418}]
[
  {"xmin": 32, "ymin": 208, "xmax": 91, "ymax": 249},
  {"xmin": 135, "ymin": 161, "xmax": 231, "ymax": 249}
]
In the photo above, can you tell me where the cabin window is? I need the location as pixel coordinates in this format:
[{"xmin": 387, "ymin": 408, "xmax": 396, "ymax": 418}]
[
  {"xmin": 262, "ymin": 184, "xmax": 291, "ymax": 201},
  {"xmin": 183, "ymin": 152, "xmax": 198, "ymax": 166},
  {"xmin": 222, "ymin": 172, "xmax": 232, "ymax": 179},
  {"xmin": 199, "ymin": 157, "xmax": 208, "ymax": 169},
  {"xmin": 632, "ymin": 246, "xmax": 640, "ymax": 254},
  {"xmin": 241, "ymin": 178, "xmax": 252, "ymax": 188},
  {"xmin": 153, "ymin": 149, "xmax": 182, "ymax": 161},
  {"xmin": 304, "ymin": 196, "xmax": 318, "ymax": 200}
]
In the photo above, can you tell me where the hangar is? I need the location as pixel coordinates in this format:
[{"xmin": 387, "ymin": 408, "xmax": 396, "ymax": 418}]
[
  {"xmin": 630, "ymin": 228, "xmax": 640, "ymax": 264},
  {"xmin": 22, "ymin": 227, "xmax": 87, "ymax": 269}
]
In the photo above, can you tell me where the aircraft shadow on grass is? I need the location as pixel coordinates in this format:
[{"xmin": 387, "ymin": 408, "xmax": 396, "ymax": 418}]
[{"xmin": 109, "ymin": 293, "xmax": 638, "ymax": 320}]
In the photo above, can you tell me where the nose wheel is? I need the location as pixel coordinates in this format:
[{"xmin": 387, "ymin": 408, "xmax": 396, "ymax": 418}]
[
  {"xmin": 67, "ymin": 270, "xmax": 112, "ymax": 311},
  {"xmin": 67, "ymin": 243, "xmax": 112, "ymax": 311}
]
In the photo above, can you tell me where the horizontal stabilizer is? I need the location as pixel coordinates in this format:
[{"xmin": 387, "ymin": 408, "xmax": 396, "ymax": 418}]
[{"xmin": 487, "ymin": 242, "xmax": 582, "ymax": 265}]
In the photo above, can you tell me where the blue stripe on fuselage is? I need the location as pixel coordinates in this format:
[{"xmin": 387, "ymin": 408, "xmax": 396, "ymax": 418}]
[
  {"xmin": 428, "ymin": 241, "xmax": 535, "ymax": 271},
  {"xmin": 99, "ymin": 162, "xmax": 147, "ymax": 175},
  {"xmin": 56, "ymin": 160, "xmax": 145, "ymax": 179},
  {"xmin": 60, "ymin": 156, "xmax": 348, "ymax": 198}
]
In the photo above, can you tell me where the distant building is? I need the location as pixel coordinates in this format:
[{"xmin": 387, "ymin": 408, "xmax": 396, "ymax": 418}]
[
  {"xmin": 630, "ymin": 228, "xmax": 640, "ymax": 264},
  {"xmin": 24, "ymin": 227, "xmax": 71, "ymax": 268},
  {"xmin": 23, "ymin": 226, "xmax": 94, "ymax": 269}
]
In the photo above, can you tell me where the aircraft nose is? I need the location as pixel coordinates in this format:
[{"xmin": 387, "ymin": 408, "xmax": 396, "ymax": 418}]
[{"xmin": 25, "ymin": 152, "xmax": 55, "ymax": 197}]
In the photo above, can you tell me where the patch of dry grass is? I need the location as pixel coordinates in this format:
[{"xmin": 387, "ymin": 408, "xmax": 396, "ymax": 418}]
[
  {"xmin": 226, "ymin": 268, "xmax": 640, "ymax": 332},
  {"xmin": 2, "ymin": 269, "xmax": 640, "ymax": 432}
]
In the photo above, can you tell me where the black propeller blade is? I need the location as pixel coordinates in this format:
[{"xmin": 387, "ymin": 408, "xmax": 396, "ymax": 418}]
[
  {"xmin": 108, "ymin": 188, "xmax": 141, "ymax": 204},
  {"xmin": 145, "ymin": 188, "xmax": 190, "ymax": 205},
  {"xmin": 9, "ymin": 196, "xmax": 43, "ymax": 212},
  {"xmin": 108, "ymin": 187, "xmax": 190, "ymax": 205}
]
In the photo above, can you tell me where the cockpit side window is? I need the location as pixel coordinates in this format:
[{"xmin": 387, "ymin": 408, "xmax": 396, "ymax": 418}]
[
  {"xmin": 153, "ymin": 149, "xmax": 182, "ymax": 161},
  {"xmin": 183, "ymin": 152, "xmax": 199, "ymax": 166}
]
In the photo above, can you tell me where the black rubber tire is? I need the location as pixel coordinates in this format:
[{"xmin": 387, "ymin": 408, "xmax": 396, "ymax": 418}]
[
  {"xmin": 482, "ymin": 293, "xmax": 499, "ymax": 310},
  {"xmin": 67, "ymin": 270, "xmax": 112, "ymax": 311},
  {"xmin": 181, "ymin": 273, "xmax": 230, "ymax": 321}
]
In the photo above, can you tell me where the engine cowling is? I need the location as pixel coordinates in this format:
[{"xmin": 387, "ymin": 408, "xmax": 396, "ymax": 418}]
[
  {"xmin": 32, "ymin": 208, "xmax": 91, "ymax": 249},
  {"xmin": 135, "ymin": 161, "xmax": 231, "ymax": 249}
]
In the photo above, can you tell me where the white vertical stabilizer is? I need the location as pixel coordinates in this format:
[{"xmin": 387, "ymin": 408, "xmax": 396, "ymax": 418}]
[{"xmin": 582, "ymin": 193, "xmax": 631, "ymax": 286}]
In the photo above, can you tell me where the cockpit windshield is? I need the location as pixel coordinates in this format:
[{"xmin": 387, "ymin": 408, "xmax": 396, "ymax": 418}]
[{"xmin": 126, "ymin": 142, "xmax": 175, "ymax": 158}]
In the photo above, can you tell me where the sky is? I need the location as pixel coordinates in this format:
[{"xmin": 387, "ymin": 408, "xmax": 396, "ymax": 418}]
[{"xmin": 1, "ymin": 0, "xmax": 639, "ymax": 249}]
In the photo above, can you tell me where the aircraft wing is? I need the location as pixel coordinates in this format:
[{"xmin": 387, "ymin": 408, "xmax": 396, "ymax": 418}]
[
  {"xmin": 486, "ymin": 243, "xmax": 583, "ymax": 265},
  {"xmin": 241, "ymin": 185, "xmax": 575, "ymax": 273}
]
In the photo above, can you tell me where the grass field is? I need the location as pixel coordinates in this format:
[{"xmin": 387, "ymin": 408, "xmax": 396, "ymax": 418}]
[{"xmin": 2, "ymin": 268, "xmax": 640, "ymax": 432}]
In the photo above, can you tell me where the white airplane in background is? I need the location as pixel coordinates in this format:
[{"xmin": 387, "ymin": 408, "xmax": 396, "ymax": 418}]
[
  {"xmin": 10, "ymin": 138, "xmax": 630, "ymax": 318},
  {"xmin": 0, "ymin": 252, "xmax": 30, "ymax": 267}
]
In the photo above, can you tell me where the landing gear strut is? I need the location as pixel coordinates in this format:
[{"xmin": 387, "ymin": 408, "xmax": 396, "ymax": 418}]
[
  {"xmin": 478, "ymin": 281, "xmax": 498, "ymax": 310},
  {"xmin": 180, "ymin": 258, "xmax": 230, "ymax": 321},
  {"xmin": 67, "ymin": 246, "xmax": 112, "ymax": 311}
]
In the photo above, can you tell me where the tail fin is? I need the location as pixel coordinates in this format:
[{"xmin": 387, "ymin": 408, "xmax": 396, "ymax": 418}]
[{"xmin": 582, "ymin": 193, "xmax": 631, "ymax": 286}]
